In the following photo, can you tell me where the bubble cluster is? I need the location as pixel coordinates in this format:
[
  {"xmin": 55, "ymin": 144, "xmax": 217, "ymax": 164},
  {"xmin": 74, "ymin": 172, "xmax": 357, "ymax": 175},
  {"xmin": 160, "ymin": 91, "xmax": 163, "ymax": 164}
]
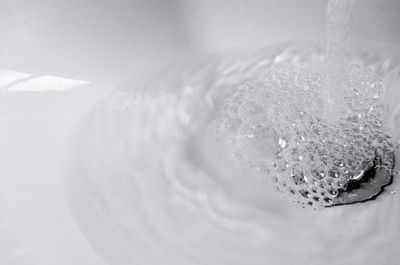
[{"xmin": 216, "ymin": 63, "xmax": 395, "ymax": 207}]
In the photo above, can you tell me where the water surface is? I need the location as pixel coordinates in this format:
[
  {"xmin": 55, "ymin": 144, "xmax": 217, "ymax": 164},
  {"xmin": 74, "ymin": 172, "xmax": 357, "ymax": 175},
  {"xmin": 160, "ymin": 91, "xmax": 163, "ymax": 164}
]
[{"xmin": 67, "ymin": 43, "xmax": 400, "ymax": 265}]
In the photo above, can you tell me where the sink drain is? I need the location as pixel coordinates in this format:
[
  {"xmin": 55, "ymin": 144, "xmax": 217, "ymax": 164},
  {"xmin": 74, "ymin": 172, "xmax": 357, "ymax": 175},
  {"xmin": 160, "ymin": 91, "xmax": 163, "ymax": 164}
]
[{"xmin": 328, "ymin": 152, "xmax": 395, "ymax": 207}]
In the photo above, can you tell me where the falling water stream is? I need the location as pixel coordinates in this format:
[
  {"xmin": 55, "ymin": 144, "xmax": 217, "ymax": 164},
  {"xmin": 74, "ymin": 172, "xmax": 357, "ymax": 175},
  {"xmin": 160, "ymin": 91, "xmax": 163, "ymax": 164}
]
[
  {"xmin": 324, "ymin": 0, "xmax": 354, "ymax": 121},
  {"xmin": 67, "ymin": 1, "xmax": 400, "ymax": 265}
]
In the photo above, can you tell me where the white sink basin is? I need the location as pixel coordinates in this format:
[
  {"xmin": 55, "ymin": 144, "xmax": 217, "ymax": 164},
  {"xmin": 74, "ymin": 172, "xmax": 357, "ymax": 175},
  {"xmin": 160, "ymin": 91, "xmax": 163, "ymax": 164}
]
[{"xmin": 1, "ymin": 1, "xmax": 399, "ymax": 265}]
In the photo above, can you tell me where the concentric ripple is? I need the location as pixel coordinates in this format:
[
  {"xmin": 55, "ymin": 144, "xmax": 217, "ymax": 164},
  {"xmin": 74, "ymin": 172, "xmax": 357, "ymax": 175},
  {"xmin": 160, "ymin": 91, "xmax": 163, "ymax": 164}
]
[{"xmin": 67, "ymin": 43, "xmax": 400, "ymax": 265}]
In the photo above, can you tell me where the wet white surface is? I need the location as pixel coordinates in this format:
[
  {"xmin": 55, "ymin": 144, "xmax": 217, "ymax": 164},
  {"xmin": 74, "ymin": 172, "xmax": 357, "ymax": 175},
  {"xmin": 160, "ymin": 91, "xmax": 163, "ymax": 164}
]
[
  {"xmin": 1, "ymin": 1, "xmax": 400, "ymax": 264},
  {"xmin": 66, "ymin": 46, "xmax": 400, "ymax": 265},
  {"xmin": 0, "ymin": 50, "xmax": 399, "ymax": 265},
  {"xmin": 0, "ymin": 73, "xmax": 110, "ymax": 265}
]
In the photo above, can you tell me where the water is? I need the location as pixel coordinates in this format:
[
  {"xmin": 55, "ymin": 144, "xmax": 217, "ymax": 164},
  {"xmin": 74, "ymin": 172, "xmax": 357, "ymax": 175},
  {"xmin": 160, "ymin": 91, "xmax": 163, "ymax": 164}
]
[
  {"xmin": 66, "ymin": 2, "xmax": 400, "ymax": 265},
  {"xmin": 213, "ymin": 59, "xmax": 394, "ymax": 208},
  {"xmin": 323, "ymin": 0, "xmax": 354, "ymax": 121},
  {"xmin": 67, "ymin": 44, "xmax": 400, "ymax": 265}
]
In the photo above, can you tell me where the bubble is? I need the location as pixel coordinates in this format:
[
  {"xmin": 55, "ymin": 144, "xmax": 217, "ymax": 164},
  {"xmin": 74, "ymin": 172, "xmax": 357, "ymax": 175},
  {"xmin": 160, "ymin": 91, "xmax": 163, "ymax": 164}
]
[
  {"xmin": 299, "ymin": 189, "xmax": 311, "ymax": 198},
  {"xmin": 279, "ymin": 138, "xmax": 288, "ymax": 148},
  {"xmin": 213, "ymin": 62, "xmax": 395, "ymax": 208},
  {"xmin": 291, "ymin": 164, "xmax": 308, "ymax": 185}
]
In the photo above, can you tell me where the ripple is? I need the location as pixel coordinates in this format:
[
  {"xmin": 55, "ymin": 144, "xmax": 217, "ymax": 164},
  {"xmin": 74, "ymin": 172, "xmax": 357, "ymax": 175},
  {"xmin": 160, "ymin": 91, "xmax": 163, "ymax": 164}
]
[{"xmin": 67, "ymin": 43, "xmax": 400, "ymax": 265}]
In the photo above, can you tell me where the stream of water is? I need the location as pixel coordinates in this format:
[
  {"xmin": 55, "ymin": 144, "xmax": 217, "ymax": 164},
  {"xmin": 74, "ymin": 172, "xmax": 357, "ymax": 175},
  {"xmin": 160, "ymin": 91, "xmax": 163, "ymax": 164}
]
[{"xmin": 324, "ymin": 0, "xmax": 354, "ymax": 121}]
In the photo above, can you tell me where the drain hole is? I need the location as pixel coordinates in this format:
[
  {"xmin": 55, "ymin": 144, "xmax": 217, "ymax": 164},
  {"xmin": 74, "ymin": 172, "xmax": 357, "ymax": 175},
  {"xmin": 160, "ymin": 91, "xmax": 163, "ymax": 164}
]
[{"xmin": 327, "ymin": 152, "xmax": 395, "ymax": 207}]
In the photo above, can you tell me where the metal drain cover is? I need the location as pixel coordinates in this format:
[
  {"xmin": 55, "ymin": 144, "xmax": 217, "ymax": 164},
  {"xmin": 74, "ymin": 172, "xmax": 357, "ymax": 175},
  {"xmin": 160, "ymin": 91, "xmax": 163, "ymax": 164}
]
[{"xmin": 328, "ymin": 152, "xmax": 395, "ymax": 207}]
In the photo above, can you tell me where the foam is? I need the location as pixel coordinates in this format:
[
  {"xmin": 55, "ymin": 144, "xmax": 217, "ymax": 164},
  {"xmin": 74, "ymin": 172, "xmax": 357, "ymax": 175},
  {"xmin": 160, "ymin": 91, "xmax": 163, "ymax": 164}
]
[{"xmin": 214, "ymin": 63, "xmax": 395, "ymax": 207}]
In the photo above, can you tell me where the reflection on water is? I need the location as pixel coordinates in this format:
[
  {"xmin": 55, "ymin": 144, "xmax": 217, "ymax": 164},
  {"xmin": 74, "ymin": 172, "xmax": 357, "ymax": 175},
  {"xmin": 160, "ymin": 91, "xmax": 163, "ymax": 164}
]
[
  {"xmin": 67, "ymin": 43, "xmax": 400, "ymax": 265},
  {"xmin": 0, "ymin": 70, "xmax": 90, "ymax": 92}
]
